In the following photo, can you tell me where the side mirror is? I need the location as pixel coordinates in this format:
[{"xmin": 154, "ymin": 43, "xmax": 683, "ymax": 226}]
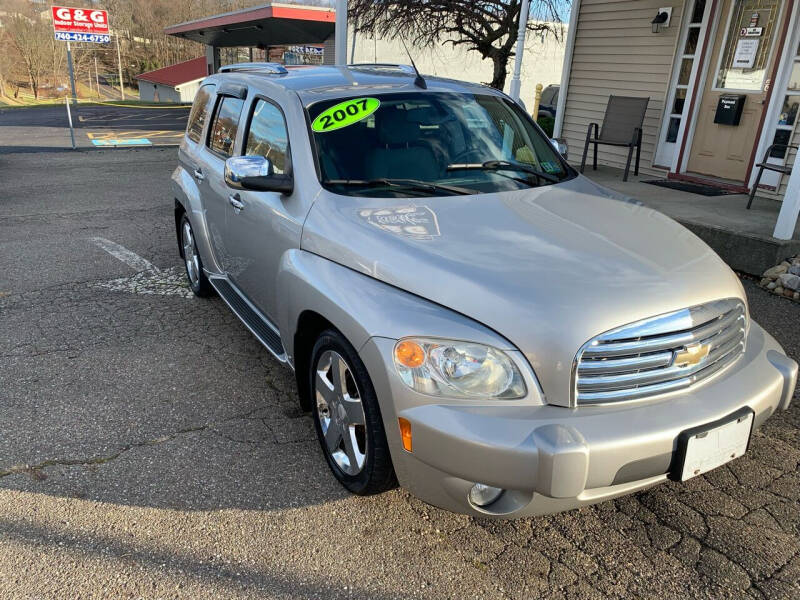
[
  {"xmin": 550, "ymin": 137, "xmax": 568, "ymax": 159},
  {"xmin": 225, "ymin": 156, "xmax": 293, "ymax": 194}
]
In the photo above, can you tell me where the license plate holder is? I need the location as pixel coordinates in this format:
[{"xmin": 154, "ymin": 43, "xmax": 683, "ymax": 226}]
[{"xmin": 670, "ymin": 407, "xmax": 754, "ymax": 482}]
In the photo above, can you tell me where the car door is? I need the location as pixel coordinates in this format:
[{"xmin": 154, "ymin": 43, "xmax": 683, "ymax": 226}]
[
  {"xmin": 224, "ymin": 95, "xmax": 304, "ymax": 321},
  {"xmin": 179, "ymin": 83, "xmax": 221, "ymax": 259},
  {"xmin": 198, "ymin": 89, "xmax": 246, "ymax": 271}
]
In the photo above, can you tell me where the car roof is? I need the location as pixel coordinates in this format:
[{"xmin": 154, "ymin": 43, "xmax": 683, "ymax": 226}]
[{"xmin": 206, "ymin": 64, "xmax": 504, "ymax": 105}]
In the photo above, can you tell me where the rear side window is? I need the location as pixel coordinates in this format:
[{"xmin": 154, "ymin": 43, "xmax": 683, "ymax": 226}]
[
  {"xmin": 245, "ymin": 99, "xmax": 289, "ymax": 174},
  {"xmin": 186, "ymin": 84, "xmax": 215, "ymax": 143},
  {"xmin": 209, "ymin": 96, "xmax": 245, "ymax": 158}
]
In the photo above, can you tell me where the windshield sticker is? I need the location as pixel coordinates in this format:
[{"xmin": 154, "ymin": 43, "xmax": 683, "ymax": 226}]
[
  {"xmin": 541, "ymin": 161, "xmax": 561, "ymax": 174},
  {"xmin": 358, "ymin": 205, "xmax": 441, "ymax": 240},
  {"xmin": 312, "ymin": 97, "xmax": 381, "ymax": 133}
]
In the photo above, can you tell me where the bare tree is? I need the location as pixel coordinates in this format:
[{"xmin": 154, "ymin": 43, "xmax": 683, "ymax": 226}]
[
  {"xmin": 5, "ymin": 12, "xmax": 53, "ymax": 99},
  {"xmin": 349, "ymin": 0, "xmax": 567, "ymax": 90}
]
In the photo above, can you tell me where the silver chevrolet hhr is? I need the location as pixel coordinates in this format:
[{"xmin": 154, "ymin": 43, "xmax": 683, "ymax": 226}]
[{"xmin": 172, "ymin": 63, "xmax": 797, "ymax": 517}]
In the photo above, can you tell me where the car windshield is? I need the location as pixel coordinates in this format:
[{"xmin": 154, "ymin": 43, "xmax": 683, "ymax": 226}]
[{"xmin": 306, "ymin": 91, "xmax": 572, "ymax": 197}]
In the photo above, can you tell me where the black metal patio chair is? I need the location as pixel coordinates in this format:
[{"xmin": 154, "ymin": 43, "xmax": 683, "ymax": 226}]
[
  {"xmin": 746, "ymin": 143, "xmax": 798, "ymax": 209},
  {"xmin": 580, "ymin": 96, "xmax": 650, "ymax": 182}
]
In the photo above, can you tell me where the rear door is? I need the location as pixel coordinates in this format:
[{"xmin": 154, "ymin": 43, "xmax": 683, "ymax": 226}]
[
  {"xmin": 198, "ymin": 90, "xmax": 246, "ymax": 271},
  {"xmin": 224, "ymin": 95, "xmax": 304, "ymax": 321}
]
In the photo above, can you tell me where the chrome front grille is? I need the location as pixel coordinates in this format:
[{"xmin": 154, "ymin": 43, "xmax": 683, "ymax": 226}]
[{"xmin": 574, "ymin": 299, "xmax": 747, "ymax": 405}]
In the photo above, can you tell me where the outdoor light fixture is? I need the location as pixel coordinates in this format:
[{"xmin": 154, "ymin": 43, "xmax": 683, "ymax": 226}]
[{"xmin": 651, "ymin": 8, "xmax": 672, "ymax": 33}]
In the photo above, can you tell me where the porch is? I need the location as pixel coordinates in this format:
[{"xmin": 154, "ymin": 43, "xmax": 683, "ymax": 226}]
[{"xmin": 583, "ymin": 165, "xmax": 800, "ymax": 275}]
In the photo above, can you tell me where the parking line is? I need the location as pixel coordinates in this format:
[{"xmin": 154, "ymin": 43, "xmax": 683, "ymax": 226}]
[{"xmin": 90, "ymin": 237, "xmax": 159, "ymax": 273}]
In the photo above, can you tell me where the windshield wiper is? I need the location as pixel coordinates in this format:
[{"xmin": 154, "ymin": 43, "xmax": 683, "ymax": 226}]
[
  {"xmin": 323, "ymin": 178, "xmax": 477, "ymax": 196},
  {"xmin": 446, "ymin": 160, "xmax": 560, "ymax": 184}
]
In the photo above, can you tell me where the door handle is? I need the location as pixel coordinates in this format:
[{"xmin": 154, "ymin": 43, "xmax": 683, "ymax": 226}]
[
  {"xmin": 229, "ymin": 194, "xmax": 245, "ymax": 212},
  {"xmin": 193, "ymin": 168, "xmax": 205, "ymax": 181}
]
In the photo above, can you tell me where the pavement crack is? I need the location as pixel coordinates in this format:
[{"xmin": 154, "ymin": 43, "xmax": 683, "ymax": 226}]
[{"xmin": 0, "ymin": 407, "xmax": 271, "ymax": 479}]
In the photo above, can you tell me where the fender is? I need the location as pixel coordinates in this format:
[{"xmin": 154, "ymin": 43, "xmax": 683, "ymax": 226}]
[
  {"xmin": 276, "ymin": 249, "xmax": 516, "ymax": 364},
  {"xmin": 171, "ymin": 165, "xmax": 224, "ymax": 275}
]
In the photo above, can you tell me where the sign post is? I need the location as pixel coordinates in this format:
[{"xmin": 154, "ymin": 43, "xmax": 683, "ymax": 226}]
[
  {"xmin": 51, "ymin": 6, "xmax": 111, "ymax": 102},
  {"xmin": 65, "ymin": 41, "xmax": 77, "ymax": 104}
]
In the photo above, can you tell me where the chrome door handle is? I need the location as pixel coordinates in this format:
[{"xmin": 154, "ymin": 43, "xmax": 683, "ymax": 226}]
[
  {"xmin": 193, "ymin": 168, "xmax": 205, "ymax": 181},
  {"xmin": 229, "ymin": 194, "xmax": 244, "ymax": 212}
]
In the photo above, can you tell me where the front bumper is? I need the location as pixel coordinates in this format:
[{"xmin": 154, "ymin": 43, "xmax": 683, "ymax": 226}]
[{"xmin": 359, "ymin": 322, "xmax": 797, "ymax": 518}]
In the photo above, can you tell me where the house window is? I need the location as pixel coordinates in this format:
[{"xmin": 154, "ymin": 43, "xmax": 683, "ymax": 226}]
[{"xmin": 768, "ymin": 45, "xmax": 800, "ymax": 160}]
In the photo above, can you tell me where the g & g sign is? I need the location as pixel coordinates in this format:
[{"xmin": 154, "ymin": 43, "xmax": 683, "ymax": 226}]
[{"xmin": 51, "ymin": 6, "xmax": 110, "ymax": 35}]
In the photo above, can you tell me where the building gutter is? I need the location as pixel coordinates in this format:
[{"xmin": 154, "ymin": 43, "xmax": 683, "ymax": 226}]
[{"xmin": 553, "ymin": 0, "xmax": 581, "ymax": 138}]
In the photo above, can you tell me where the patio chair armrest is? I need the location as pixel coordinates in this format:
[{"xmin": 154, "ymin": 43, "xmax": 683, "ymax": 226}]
[{"xmin": 585, "ymin": 122, "xmax": 599, "ymax": 140}]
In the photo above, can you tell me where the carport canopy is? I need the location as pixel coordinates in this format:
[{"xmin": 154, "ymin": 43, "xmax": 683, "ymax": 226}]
[{"xmin": 164, "ymin": 3, "xmax": 335, "ymax": 48}]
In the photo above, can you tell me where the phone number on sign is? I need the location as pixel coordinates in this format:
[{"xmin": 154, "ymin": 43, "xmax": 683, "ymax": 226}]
[{"xmin": 54, "ymin": 32, "xmax": 110, "ymax": 43}]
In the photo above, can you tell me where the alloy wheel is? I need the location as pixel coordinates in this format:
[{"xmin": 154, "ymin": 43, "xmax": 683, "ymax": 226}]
[
  {"xmin": 182, "ymin": 220, "xmax": 200, "ymax": 287},
  {"xmin": 314, "ymin": 350, "xmax": 367, "ymax": 475}
]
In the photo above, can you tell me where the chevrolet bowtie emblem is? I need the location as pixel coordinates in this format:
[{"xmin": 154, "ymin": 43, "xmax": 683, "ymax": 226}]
[{"xmin": 674, "ymin": 342, "xmax": 711, "ymax": 368}]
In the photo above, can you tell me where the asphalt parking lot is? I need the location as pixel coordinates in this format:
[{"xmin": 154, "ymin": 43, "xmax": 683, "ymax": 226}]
[
  {"xmin": 0, "ymin": 146, "xmax": 799, "ymax": 599},
  {"xmin": 0, "ymin": 103, "xmax": 189, "ymax": 152}
]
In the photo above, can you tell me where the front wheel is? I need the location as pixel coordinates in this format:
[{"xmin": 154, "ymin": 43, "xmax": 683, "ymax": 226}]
[{"xmin": 310, "ymin": 329, "xmax": 397, "ymax": 495}]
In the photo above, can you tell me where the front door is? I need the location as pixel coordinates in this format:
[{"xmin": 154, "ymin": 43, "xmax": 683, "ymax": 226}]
[
  {"xmin": 225, "ymin": 96, "xmax": 304, "ymax": 321},
  {"xmin": 687, "ymin": 0, "xmax": 788, "ymax": 181}
]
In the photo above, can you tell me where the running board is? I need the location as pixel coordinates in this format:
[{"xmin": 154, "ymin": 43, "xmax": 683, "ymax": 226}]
[{"xmin": 209, "ymin": 277, "xmax": 287, "ymax": 362}]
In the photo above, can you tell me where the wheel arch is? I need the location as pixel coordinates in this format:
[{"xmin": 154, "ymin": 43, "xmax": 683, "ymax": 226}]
[{"xmin": 277, "ymin": 250, "xmax": 517, "ymax": 411}]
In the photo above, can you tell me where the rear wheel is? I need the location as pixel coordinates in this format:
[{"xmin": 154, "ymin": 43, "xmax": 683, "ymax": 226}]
[
  {"xmin": 180, "ymin": 214, "xmax": 213, "ymax": 297},
  {"xmin": 310, "ymin": 329, "xmax": 397, "ymax": 495}
]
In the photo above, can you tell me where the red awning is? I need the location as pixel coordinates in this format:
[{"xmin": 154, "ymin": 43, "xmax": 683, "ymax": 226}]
[
  {"xmin": 164, "ymin": 3, "xmax": 335, "ymax": 48},
  {"xmin": 136, "ymin": 57, "xmax": 207, "ymax": 87}
]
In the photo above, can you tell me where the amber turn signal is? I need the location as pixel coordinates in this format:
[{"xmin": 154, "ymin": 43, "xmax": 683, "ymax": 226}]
[
  {"xmin": 398, "ymin": 417, "xmax": 412, "ymax": 452},
  {"xmin": 395, "ymin": 340, "xmax": 425, "ymax": 368}
]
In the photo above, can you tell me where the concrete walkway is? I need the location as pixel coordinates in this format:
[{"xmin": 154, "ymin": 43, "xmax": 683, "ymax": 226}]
[{"xmin": 580, "ymin": 165, "xmax": 800, "ymax": 274}]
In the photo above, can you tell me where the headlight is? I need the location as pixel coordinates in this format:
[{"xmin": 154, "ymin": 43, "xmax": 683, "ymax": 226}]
[{"xmin": 393, "ymin": 338, "xmax": 527, "ymax": 399}]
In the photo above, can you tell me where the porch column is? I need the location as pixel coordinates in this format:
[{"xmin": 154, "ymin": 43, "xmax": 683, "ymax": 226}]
[{"xmin": 773, "ymin": 151, "xmax": 800, "ymax": 240}]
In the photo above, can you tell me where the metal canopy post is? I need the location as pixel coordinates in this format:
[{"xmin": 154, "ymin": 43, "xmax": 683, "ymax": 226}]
[
  {"xmin": 509, "ymin": 0, "xmax": 531, "ymax": 102},
  {"xmin": 335, "ymin": 0, "xmax": 348, "ymax": 65}
]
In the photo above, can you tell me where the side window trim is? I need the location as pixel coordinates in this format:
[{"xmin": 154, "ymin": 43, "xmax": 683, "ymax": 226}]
[
  {"xmin": 206, "ymin": 92, "xmax": 247, "ymax": 160},
  {"xmin": 186, "ymin": 83, "xmax": 216, "ymax": 144},
  {"xmin": 241, "ymin": 94, "xmax": 293, "ymax": 175}
]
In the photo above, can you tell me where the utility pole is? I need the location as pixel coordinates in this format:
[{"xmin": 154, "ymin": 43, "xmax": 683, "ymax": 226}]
[
  {"xmin": 66, "ymin": 41, "xmax": 78, "ymax": 104},
  {"xmin": 509, "ymin": 0, "xmax": 531, "ymax": 103},
  {"xmin": 116, "ymin": 34, "xmax": 125, "ymax": 100},
  {"xmin": 94, "ymin": 56, "xmax": 100, "ymax": 97}
]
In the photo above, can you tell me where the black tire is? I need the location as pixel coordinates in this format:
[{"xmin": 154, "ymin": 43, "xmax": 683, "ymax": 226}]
[
  {"xmin": 309, "ymin": 329, "xmax": 397, "ymax": 495},
  {"xmin": 179, "ymin": 213, "xmax": 213, "ymax": 298}
]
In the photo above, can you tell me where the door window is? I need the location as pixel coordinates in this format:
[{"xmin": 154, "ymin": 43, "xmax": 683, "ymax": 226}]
[
  {"xmin": 766, "ymin": 43, "xmax": 800, "ymax": 160},
  {"xmin": 208, "ymin": 96, "xmax": 245, "ymax": 158},
  {"xmin": 713, "ymin": 0, "xmax": 783, "ymax": 91},
  {"xmin": 245, "ymin": 99, "xmax": 290, "ymax": 174},
  {"xmin": 186, "ymin": 84, "xmax": 215, "ymax": 143}
]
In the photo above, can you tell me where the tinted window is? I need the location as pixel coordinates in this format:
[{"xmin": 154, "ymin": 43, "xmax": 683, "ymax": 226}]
[
  {"xmin": 209, "ymin": 96, "xmax": 244, "ymax": 158},
  {"xmin": 245, "ymin": 99, "xmax": 290, "ymax": 174},
  {"xmin": 186, "ymin": 84, "xmax": 215, "ymax": 143}
]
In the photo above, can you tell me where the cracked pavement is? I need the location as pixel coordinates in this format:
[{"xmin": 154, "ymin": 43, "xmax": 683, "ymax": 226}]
[{"xmin": 0, "ymin": 148, "xmax": 799, "ymax": 599}]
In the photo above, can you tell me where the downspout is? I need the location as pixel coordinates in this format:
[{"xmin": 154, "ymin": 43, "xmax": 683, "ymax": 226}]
[{"xmin": 553, "ymin": 0, "xmax": 582, "ymax": 138}]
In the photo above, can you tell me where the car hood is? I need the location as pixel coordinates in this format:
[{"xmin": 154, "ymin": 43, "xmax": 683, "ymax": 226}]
[{"xmin": 301, "ymin": 176, "xmax": 745, "ymax": 406}]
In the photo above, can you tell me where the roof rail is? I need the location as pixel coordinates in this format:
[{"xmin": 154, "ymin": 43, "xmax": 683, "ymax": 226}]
[{"xmin": 218, "ymin": 62, "xmax": 288, "ymax": 74}]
